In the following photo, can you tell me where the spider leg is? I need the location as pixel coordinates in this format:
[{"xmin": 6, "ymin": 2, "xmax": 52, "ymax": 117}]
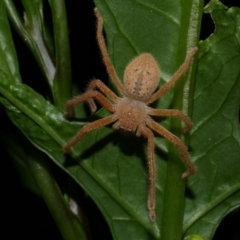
[
  {"xmin": 137, "ymin": 124, "xmax": 156, "ymax": 222},
  {"xmin": 148, "ymin": 108, "xmax": 193, "ymax": 133},
  {"xmin": 64, "ymin": 114, "xmax": 117, "ymax": 153},
  {"xmin": 94, "ymin": 8, "xmax": 124, "ymax": 93},
  {"xmin": 86, "ymin": 79, "xmax": 119, "ymax": 113},
  {"xmin": 65, "ymin": 91, "xmax": 115, "ymax": 119},
  {"xmin": 146, "ymin": 117, "xmax": 196, "ymax": 179},
  {"xmin": 147, "ymin": 47, "xmax": 198, "ymax": 104}
]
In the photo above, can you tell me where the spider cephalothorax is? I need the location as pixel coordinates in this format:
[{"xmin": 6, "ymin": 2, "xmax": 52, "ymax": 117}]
[{"xmin": 64, "ymin": 8, "xmax": 197, "ymax": 222}]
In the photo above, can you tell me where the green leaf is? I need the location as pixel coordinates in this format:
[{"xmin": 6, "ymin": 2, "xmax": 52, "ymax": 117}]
[
  {"xmin": 185, "ymin": 234, "xmax": 207, "ymax": 240},
  {"xmin": 183, "ymin": 1, "xmax": 240, "ymax": 239},
  {"xmin": 20, "ymin": 0, "xmax": 56, "ymax": 83},
  {"xmin": 0, "ymin": 71, "xmax": 160, "ymax": 238},
  {"xmin": 0, "ymin": 0, "xmax": 203, "ymax": 239},
  {"xmin": 4, "ymin": 0, "xmax": 55, "ymax": 85},
  {"xmin": 93, "ymin": 1, "xmax": 202, "ymax": 239},
  {"xmin": 0, "ymin": 1, "xmax": 21, "ymax": 83}
]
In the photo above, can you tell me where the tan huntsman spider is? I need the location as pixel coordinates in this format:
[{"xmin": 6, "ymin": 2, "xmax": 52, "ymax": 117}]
[{"xmin": 64, "ymin": 8, "xmax": 197, "ymax": 222}]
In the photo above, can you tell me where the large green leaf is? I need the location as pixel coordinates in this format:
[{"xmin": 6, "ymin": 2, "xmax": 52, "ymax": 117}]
[{"xmin": 183, "ymin": 1, "xmax": 240, "ymax": 239}]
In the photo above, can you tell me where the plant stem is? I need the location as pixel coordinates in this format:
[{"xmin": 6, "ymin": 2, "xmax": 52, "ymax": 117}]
[
  {"xmin": 49, "ymin": 0, "xmax": 72, "ymax": 109},
  {"xmin": 161, "ymin": 148, "xmax": 186, "ymax": 240},
  {"xmin": 161, "ymin": 1, "xmax": 203, "ymax": 239}
]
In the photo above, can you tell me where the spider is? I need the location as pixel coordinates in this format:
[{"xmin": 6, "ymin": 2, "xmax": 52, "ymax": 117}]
[{"xmin": 64, "ymin": 8, "xmax": 197, "ymax": 222}]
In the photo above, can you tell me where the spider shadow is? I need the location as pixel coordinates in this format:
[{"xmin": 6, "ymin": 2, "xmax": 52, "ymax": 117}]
[
  {"xmin": 112, "ymin": 131, "xmax": 146, "ymax": 167},
  {"xmin": 185, "ymin": 185, "xmax": 195, "ymax": 199},
  {"xmin": 63, "ymin": 126, "xmax": 149, "ymax": 171}
]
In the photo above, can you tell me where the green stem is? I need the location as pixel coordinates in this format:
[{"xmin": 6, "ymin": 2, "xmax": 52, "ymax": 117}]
[
  {"xmin": 161, "ymin": 1, "xmax": 203, "ymax": 239},
  {"xmin": 27, "ymin": 146, "xmax": 88, "ymax": 240},
  {"xmin": 49, "ymin": 0, "xmax": 72, "ymax": 109},
  {"xmin": 161, "ymin": 150, "xmax": 186, "ymax": 240}
]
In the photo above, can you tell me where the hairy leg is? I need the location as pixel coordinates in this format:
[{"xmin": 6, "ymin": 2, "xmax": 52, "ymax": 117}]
[
  {"xmin": 94, "ymin": 8, "xmax": 124, "ymax": 93},
  {"xmin": 147, "ymin": 47, "xmax": 198, "ymax": 104},
  {"xmin": 65, "ymin": 91, "xmax": 115, "ymax": 119},
  {"xmin": 148, "ymin": 108, "xmax": 193, "ymax": 133},
  {"xmin": 86, "ymin": 79, "xmax": 119, "ymax": 113},
  {"xmin": 137, "ymin": 125, "xmax": 156, "ymax": 222},
  {"xmin": 146, "ymin": 117, "xmax": 196, "ymax": 179},
  {"xmin": 64, "ymin": 114, "xmax": 117, "ymax": 152}
]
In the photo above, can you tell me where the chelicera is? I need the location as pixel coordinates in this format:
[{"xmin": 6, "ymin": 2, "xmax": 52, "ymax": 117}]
[{"xmin": 64, "ymin": 8, "xmax": 197, "ymax": 222}]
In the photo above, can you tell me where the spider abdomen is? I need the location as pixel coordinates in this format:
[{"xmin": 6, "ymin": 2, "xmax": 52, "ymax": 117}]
[
  {"xmin": 123, "ymin": 53, "xmax": 160, "ymax": 101},
  {"xmin": 113, "ymin": 97, "xmax": 148, "ymax": 132}
]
